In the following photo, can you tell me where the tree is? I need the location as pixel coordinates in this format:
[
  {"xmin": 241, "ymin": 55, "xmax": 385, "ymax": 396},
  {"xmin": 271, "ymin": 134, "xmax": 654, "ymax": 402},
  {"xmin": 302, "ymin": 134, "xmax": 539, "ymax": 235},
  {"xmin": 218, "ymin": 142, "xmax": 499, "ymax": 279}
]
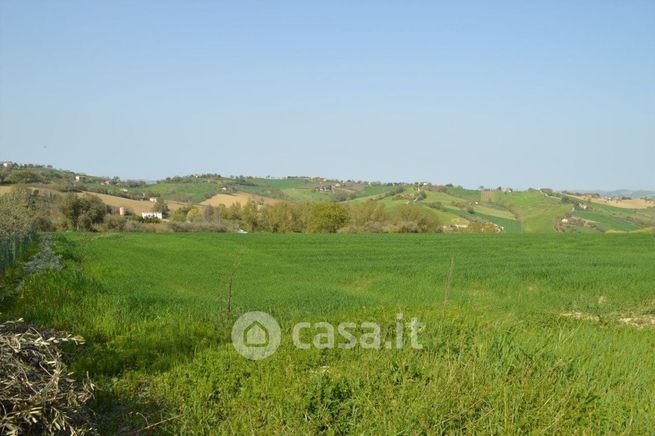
[
  {"xmin": 153, "ymin": 197, "xmax": 170, "ymax": 217},
  {"xmin": 59, "ymin": 194, "xmax": 107, "ymax": 231},
  {"xmin": 309, "ymin": 202, "xmax": 350, "ymax": 233},
  {"xmin": 260, "ymin": 202, "xmax": 305, "ymax": 233},
  {"xmin": 170, "ymin": 206, "xmax": 192, "ymax": 222},
  {"xmin": 186, "ymin": 207, "xmax": 202, "ymax": 222},
  {"xmin": 227, "ymin": 203, "xmax": 242, "ymax": 220},
  {"xmin": 349, "ymin": 201, "xmax": 388, "ymax": 228},
  {"xmin": 241, "ymin": 202, "xmax": 259, "ymax": 231},
  {"xmin": 0, "ymin": 187, "xmax": 47, "ymax": 236},
  {"xmin": 395, "ymin": 204, "xmax": 440, "ymax": 233}
]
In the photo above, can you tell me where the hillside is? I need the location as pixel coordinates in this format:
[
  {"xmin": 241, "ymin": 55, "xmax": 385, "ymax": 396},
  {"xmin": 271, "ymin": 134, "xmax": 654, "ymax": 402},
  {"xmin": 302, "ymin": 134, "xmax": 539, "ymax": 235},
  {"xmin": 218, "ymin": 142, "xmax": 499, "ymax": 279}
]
[{"xmin": 1, "ymin": 162, "xmax": 653, "ymax": 233}]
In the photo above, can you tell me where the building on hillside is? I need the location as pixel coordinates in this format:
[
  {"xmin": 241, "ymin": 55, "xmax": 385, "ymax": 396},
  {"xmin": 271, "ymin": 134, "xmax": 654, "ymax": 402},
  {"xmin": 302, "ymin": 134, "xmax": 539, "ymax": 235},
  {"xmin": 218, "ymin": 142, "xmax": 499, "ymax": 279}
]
[
  {"xmin": 577, "ymin": 203, "xmax": 589, "ymax": 210},
  {"xmin": 141, "ymin": 212, "xmax": 163, "ymax": 219}
]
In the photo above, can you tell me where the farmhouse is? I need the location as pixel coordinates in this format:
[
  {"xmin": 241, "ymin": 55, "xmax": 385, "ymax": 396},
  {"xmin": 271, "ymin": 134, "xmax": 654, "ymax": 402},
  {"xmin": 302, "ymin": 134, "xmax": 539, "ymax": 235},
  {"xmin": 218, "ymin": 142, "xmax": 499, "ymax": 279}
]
[{"xmin": 141, "ymin": 212, "xmax": 163, "ymax": 219}]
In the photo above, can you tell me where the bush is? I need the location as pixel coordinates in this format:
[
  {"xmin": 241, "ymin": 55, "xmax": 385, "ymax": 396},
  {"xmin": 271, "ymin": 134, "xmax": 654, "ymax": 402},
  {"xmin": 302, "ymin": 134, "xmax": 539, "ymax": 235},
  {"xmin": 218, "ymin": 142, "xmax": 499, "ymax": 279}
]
[
  {"xmin": 0, "ymin": 187, "xmax": 51, "ymax": 236},
  {"xmin": 309, "ymin": 203, "xmax": 350, "ymax": 233},
  {"xmin": 102, "ymin": 215, "xmax": 127, "ymax": 231}
]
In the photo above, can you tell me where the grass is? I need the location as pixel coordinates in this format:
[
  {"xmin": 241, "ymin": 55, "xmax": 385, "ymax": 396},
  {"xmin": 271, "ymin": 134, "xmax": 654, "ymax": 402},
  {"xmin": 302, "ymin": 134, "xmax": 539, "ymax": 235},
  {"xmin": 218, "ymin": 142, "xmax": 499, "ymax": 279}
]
[
  {"xmin": 575, "ymin": 210, "xmax": 640, "ymax": 232},
  {"xmin": 470, "ymin": 211, "xmax": 522, "ymax": 233},
  {"xmin": 141, "ymin": 182, "xmax": 221, "ymax": 203},
  {"xmin": 2, "ymin": 232, "xmax": 655, "ymax": 433},
  {"xmin": 490, "ymin": 190, "xmax": 570, "ymax": 232}
]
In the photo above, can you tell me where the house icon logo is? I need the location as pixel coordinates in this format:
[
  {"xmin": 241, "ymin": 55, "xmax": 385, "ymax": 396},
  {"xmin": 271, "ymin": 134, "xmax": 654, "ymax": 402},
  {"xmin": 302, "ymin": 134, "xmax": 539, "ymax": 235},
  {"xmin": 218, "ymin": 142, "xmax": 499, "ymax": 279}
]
[
  {"xmin": 232, "ymin": 311, "xmax": 281, "ymax": 360},
  {"xmin": 244, "ymin": 320, "xmax": 269, "ymax": 347}
]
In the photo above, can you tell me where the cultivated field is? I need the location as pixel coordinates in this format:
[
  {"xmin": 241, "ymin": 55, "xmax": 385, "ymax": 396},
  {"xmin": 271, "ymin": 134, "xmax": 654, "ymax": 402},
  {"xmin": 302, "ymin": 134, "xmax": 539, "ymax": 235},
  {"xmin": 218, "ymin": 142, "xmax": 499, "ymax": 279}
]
[
  {"xmin": 80, "ymin": 192, "xmax": 187, "ymax": 215},
  {"xmin": 574, "ymin": 195, "xmax": 655, "ymax": 210},
  {"xmin": 200, "ymin": 192, "xmax": 279, "ymax": 207},
  {"xmin": 3, "ymin": 233, "xmax": 655, "ymax": 433}
]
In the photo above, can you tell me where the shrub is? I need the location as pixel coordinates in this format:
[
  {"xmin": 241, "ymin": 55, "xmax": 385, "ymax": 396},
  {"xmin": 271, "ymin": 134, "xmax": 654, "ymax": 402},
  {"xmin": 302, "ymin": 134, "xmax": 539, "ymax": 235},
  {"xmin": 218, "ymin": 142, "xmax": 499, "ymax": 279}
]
[{"xmin": 309, "ymin": 203, "xmax": 350, "ymax": 233}]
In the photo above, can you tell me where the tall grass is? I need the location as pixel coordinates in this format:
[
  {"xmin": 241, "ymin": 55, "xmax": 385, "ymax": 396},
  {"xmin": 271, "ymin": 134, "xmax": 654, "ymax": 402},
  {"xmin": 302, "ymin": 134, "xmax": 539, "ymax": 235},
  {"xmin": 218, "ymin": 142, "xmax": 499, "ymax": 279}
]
[{"xmin": 2, "ymin": 232, "xmax": 654, "ymax": 433}]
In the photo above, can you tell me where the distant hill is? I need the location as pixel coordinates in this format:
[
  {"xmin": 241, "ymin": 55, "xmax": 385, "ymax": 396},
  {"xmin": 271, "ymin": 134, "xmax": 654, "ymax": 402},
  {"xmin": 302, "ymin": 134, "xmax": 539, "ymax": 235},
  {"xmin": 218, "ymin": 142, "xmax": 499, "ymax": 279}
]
[
  {"xmin": 572, "ymin": 189, "xmax": 655, "ymax": 199},
  {"xmin": 2, "ymin": 162, "xmax": 654, "ymax": 233}
]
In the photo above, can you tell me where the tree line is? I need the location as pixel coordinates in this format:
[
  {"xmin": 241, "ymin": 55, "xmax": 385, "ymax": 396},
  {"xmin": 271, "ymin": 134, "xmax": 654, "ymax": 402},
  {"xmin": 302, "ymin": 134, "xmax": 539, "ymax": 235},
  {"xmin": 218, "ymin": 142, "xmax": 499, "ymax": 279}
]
[
  {"xmin": 169, "ymin": 200, "xmax": 442, "ymax": 233},
  {"xmin": 0, "ymin": 186, "xmax": 444, "ymax": 234}
]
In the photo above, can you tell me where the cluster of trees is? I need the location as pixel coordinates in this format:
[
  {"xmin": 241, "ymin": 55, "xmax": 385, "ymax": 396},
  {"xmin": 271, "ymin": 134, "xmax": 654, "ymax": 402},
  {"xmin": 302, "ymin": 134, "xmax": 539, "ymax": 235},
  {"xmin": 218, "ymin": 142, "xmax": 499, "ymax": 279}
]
[
  {"xmin": 0, "ymin": 188, "xmax": 111, "ymax": 234},
  {"xmin": 0, "ymin": 186, "xmax": 444, "ymax": 234},
  {"xmin": 168, "ymin": 200, "xmax": 442, "ymax": 233},
  {"xmin": 58, "ymin": 194, "xmax": 108, "ymax": 231},
  {"xmin": 0, "ymin": 166, "xmax": 75, "ymax": 185}
]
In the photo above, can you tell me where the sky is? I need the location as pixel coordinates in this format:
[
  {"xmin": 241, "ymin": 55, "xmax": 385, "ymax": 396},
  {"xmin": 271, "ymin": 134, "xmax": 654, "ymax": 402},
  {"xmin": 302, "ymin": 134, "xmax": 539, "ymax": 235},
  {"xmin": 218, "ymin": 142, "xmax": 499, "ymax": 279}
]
[{"xmin": 0, "ymin": 1, "xmax": 653, "ymax": 190}]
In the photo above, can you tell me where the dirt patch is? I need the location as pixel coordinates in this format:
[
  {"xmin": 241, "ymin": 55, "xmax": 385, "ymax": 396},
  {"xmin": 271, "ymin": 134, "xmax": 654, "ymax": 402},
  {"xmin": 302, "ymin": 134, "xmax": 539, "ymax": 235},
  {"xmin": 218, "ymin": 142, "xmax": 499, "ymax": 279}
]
[
  {"xmin": 619, "ymin": 316, "xmax": 655, "ymax": 328},
  {"xmin": 574, "ymin": 195, "xmax": 655, "ymax": 210},
  {"xmin": 560, "ymin": 311, "xmax": 599, "ymax": 322},
  {"xmin": 560, "ymin": 311, "xmax": 655, "ymax": 328},
  {"xmin": 80, "ymin": 192, "xmax": 156, "ymax": 214},
  {"xmin": 200, "ymin": 192, "xmax": 279, "ymax": 207}
]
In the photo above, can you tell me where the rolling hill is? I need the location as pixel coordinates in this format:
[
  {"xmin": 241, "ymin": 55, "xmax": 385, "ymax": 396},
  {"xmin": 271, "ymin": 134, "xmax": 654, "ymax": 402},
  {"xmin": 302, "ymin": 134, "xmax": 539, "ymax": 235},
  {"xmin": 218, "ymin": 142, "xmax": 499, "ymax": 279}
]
[{"xmin": 1, "ymin": 162, "xmax": 653, "ymax": 233}]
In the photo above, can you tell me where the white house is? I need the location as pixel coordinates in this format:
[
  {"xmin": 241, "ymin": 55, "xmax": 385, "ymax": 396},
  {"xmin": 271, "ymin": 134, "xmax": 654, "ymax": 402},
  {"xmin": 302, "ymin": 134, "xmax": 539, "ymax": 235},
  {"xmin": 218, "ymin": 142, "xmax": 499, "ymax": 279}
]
[{"xmin": 141, "ymin": 212, "xmax": 163, "ymax": 219}]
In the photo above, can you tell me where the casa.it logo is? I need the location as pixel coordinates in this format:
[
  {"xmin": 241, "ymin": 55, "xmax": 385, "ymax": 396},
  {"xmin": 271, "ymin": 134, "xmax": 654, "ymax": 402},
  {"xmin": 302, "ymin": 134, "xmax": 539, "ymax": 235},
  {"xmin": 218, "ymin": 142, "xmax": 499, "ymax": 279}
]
[
  {"xmin": 232, "ymin": 311, "xmax": 424, "ymax": 360},
  {"xmin": 231, "ymin": 311, "xmax": 281, "ymax": 360}
]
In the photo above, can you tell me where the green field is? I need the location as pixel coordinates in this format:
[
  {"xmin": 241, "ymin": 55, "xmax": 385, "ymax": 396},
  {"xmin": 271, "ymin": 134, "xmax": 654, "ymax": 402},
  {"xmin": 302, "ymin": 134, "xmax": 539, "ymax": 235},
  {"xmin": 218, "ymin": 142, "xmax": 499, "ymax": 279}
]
[
  {"xmin": 575, "ymin": 209, "xmax": 641, "ymax": 232},
  {"xmin": 3, "ymin": 232, "xmax": 654, "ymax": 433},
  {"xmin": 141, "ymin": 181, "xmax": 222, "ymax": 203}
]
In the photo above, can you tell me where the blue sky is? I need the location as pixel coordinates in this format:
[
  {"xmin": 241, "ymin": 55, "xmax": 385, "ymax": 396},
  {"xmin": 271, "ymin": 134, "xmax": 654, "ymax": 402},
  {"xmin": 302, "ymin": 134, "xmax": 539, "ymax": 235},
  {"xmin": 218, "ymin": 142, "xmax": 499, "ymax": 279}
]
[{"xmin": 1, "ymin": 1, "xmax": 653, "ymax": 189}]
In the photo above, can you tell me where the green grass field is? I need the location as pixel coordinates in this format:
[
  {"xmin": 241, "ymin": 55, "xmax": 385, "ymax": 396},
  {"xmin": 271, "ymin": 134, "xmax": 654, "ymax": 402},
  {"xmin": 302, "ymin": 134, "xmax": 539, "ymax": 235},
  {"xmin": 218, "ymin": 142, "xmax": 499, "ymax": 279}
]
[
  {"xmin": 141, "ymin": 181, "xmax": 222, "ymax": 203},
  {"xmin": 3, "ymin": 232, "xmax": 655, "ymax": 433}
]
